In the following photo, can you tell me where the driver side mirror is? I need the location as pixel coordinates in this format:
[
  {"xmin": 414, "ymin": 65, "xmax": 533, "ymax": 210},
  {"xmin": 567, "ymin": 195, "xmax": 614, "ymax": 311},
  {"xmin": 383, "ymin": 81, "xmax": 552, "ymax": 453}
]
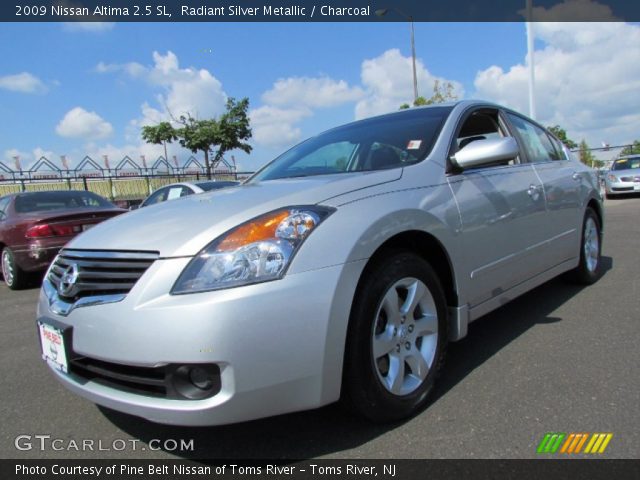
[{"xmin": 451, "ymin": 137, "xmax": 519, "ymax": 170}]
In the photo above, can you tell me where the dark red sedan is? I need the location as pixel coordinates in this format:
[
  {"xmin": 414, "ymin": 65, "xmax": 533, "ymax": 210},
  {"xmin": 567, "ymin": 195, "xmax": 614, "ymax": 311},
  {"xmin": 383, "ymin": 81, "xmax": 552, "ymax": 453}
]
[{"xmin": 0, "ymin": 190, "xmax": 125, "ymax": 290}]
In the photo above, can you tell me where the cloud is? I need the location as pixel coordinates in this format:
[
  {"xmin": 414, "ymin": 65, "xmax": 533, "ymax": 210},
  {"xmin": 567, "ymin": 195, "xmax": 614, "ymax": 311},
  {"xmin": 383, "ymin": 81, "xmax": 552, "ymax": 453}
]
[
  {"xmin": 474, "ymin": 22, "xmax": 640, "ymax": 146},
  {"xmin": 98, "ymin": 51, "xmax": 227, "ymax": 130},
  {"xmin": 62, "ymin": 22, "xmax": 115, "ymax": 33},
  {"xmin": 95, "ymin": 61, "xmax": 146, "ymax": 77},
  {"xmin": 262, "ymin": 76, "xmax": 364, "ymax": 108},
  {"xmin": 0, "ymin": 72, "xmax": 47, "ymax": 94},
  {"xmin": 249, "ymin": 106, "xmax": 311, "ymax": 147},
  {"xmin": 56, "ymin": 107, "xmax": 114, "ymax": 140},
  {"xmin": 3, "ymin": 147, "xmax": 57, "ymax": 170},
  {"xmin": 355, "ymin": 49, "xmax": 464, "ymax": 119},
  {"xmin": 522, "ymin": 0, "xmax": 618, "ymax": 21}
]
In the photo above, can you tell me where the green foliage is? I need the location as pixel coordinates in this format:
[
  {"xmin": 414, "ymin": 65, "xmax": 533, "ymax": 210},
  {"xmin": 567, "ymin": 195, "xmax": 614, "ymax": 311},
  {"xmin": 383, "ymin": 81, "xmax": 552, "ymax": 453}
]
[
  {"xmin": 141, "ymin": 122, "xmax": 178, "ymax": 146},
  {"xmin": 547, "ymin": 125, "xmax": 578, "ymax": 150},
  {"xmin": 141, "ymin": 122, "xmax": 178, "ymax": 164},
  {"xmin": 620, "ymin": 140, "xmax": 640, "ymax": 156},
  {"xmin": 143, "ymin": 98, "xmax": 252, "ymax": 179},
  {"xmin": 578, "ymin": 139, "xmax": 597, "ymax": 166},
  {"xmin": 400, "ymin": 80, "xmax": 458, "ymax": 109}
]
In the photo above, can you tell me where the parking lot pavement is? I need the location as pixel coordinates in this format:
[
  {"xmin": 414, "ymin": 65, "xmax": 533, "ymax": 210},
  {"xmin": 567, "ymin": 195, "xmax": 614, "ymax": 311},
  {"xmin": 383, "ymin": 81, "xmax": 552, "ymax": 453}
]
[{"xmin": 1, "ymin": 198, "xmax": 638, "ymax": 460}]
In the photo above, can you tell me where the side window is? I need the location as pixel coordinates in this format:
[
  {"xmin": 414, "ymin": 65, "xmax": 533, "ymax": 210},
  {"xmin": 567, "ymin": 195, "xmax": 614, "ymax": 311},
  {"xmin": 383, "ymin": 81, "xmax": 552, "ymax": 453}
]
[
  {"xmin": 0, "ymin": 197, "xmax": 10, "ymax": 219},
  {"xmin": 142, "ymin": 188, "xmax": 168, "ymax": 207},
  {"xmin": 507, "ymin": 113, "xmax": 558, "ymax": 163},
  {"xmin": 548, "ymin": 135, "xmax": 569, "ymax": 160},
  {"xmin": 166, "ymin": 186, "xmax": 188, "ymax": 201},
  {"xmin": 179, "ymin": 187, "xmax": 194, "ymax": 197}
]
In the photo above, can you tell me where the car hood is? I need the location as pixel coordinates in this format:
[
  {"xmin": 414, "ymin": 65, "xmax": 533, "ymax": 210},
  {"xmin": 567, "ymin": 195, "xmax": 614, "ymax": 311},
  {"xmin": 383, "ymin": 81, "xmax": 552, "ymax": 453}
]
[
  {"xmin": 611, "ymin": 167, "xmax": 640, "ymax": 177},
  {"xmin": 67, "ymin": 170, "xmax": 402, "ymax": 257}
]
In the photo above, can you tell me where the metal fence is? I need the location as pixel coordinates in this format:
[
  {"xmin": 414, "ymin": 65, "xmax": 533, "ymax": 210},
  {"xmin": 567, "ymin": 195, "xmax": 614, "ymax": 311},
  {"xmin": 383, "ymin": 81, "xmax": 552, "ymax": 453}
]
[{"xmin": 0, "ymin": 155, "xmax": 254, "ymax": 205}]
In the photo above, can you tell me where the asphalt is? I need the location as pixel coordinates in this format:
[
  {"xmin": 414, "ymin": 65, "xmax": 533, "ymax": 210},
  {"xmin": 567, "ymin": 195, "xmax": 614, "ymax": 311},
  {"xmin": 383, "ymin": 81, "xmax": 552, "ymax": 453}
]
[{"xmin": 1, "ymin": 197, "xmax": 638, "ymax": 460}]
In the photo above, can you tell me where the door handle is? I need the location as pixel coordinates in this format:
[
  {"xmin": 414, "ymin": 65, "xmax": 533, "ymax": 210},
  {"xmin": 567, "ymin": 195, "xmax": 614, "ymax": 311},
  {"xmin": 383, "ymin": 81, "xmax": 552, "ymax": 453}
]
[
  {"xmin": 572, "ymin": 172, "xmax": 581, "ymax": 181},
  {"xmin": 527, "ymin": 184, "xmax": 541, "ymax": 200}
]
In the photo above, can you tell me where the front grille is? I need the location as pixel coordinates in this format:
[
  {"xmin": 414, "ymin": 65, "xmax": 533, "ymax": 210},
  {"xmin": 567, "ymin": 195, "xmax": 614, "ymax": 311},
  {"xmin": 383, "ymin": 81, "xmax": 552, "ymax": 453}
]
[
  {"xmin": 48, "ymin": 249, "xmax": 159, "ymax": 301},
  {"xmin": 620, "ymin": 176, "xmax": 633, "ymax": 182},
  {"xmin": 68, "ymin": 355, "xmax": 222, "ymax": 400},
  {"xmin": 69, "ymin": 356, "xmax": 168, "ymax": 397}
]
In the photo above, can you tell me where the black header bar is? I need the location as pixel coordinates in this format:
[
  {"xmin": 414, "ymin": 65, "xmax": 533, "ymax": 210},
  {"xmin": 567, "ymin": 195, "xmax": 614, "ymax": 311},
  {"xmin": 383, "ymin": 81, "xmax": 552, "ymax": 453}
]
[{"xmin": 4, "ymin": 0, "xmax": 640, "ymax": 22}]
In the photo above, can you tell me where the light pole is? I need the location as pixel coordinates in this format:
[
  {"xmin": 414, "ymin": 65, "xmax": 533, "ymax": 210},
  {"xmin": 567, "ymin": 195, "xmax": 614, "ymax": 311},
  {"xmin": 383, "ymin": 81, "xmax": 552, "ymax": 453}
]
[
  {"xmin": 376, "ymin": 8, "xmax": 419, "ymax": 104},
  {"xmin": 526, "ymin": 0, "xmax": 536, "ymax": 120}
]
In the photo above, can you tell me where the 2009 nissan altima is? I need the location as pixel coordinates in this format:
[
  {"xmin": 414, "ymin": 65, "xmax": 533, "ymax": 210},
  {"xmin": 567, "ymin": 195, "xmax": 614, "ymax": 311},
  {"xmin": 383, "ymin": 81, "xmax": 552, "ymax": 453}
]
[{"xmin": 36, "ymin": 100, "xmax": 603, "ymax": 425}]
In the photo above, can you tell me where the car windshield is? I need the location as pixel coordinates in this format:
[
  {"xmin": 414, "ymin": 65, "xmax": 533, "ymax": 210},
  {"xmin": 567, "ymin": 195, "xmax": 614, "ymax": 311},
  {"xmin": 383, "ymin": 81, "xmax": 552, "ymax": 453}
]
[
  {"xmin": 612, "ymin": 157, "xmax": 640, "ymax": 170},
  {"xmin": 249, "ymin": 106, "xmax": 452, "ymax": 182},
  {"xmin": 196, "ymin": 181, "xmax": 240, "ymax": 191},
  {"xmin": 14, "ymin": 191, "xmax": 115, "ymax": 213}
]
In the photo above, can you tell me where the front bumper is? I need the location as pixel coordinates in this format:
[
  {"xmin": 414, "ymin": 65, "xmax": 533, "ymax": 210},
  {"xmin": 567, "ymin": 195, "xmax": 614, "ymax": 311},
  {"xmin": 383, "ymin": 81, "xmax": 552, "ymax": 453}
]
[
  {"xmin": 37, "ymin": 257, "xmax": 357, "ymax": 426},
  {"xmin": 605, "ymin": 178, "xmax": 640, "ymax": 196}
]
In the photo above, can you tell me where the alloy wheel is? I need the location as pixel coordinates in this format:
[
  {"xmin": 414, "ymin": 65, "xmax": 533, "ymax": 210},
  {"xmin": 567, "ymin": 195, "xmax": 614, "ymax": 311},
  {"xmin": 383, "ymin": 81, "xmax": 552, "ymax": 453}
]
[
  {"xmin": 583, "ymin": 217, "xmax": 599, "ymax": 273},
  {"xmin": 372, "ymin": 277, "xmax": 438, "ymax": 396}
]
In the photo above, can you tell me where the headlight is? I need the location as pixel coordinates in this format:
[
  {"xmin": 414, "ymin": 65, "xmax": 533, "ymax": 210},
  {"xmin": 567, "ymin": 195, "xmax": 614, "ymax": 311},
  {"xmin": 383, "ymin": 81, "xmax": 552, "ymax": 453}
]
[
  {"xmin": 171, "ymin": 206, "xmax": 334, "ymax": 294},
  {"xmin": 607, "ymin": 174, "xmax": 618, "ymax": 182}
]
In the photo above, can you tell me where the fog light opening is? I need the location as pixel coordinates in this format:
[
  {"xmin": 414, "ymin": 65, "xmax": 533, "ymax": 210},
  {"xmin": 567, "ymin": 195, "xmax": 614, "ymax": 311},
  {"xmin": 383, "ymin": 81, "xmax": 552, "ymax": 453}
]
[
  {"xmin": 169, "ymin": 364, "xmax": 221, "ymax": 400},
  {"xmin": 189, "ymin": 367, "xmax": 214, "ymax": 390}
]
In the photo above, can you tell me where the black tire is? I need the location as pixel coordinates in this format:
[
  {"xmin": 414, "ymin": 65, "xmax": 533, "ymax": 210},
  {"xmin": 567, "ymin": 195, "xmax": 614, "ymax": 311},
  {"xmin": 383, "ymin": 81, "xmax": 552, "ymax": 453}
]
[
  {"xmin": 1, "ymin": 247, "xmax": 29, "ymax": 290},
  {"xmin": 566, "ymin": 208, "xmax": 602, "ymax": 285},
  {"xmin": 342, "ymin": 251, "xmax": 448, "ymax": 422}
]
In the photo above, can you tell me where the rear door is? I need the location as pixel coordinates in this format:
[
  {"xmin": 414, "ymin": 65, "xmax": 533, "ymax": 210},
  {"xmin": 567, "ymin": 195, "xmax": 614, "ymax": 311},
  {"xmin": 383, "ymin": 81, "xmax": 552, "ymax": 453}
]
[
  {"xmin": 447, "ymin": 107, "xmax": 547, "ymax": 308},
  {"xmin": 505, "ymin": 112, "xmax": 581, "ymax": 271}
]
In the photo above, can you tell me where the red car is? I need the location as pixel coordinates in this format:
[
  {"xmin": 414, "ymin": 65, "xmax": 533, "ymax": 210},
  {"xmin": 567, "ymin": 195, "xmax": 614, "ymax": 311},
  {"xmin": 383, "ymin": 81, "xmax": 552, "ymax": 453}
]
[{"xmin": 0, "ymin": 190, "xmax": 125, "ymax": 290}]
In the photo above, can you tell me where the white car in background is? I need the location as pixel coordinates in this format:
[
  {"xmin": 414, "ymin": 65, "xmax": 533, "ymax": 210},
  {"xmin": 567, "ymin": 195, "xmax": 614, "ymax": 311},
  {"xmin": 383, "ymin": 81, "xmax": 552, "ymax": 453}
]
[{"xmin": 138, "ymin": 180, "xmax": 240, "ymax": 208}]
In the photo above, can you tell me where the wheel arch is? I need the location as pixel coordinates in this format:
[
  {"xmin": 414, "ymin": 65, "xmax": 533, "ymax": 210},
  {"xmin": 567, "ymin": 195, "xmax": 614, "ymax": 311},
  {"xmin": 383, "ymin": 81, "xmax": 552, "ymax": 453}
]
[
  {"xmin": 587, "ymin": 197, "xmax": 604, "ymax": 234},
  {"xmin": 362, "ymin": 230, "xmax": 458, "ymax": 309}
]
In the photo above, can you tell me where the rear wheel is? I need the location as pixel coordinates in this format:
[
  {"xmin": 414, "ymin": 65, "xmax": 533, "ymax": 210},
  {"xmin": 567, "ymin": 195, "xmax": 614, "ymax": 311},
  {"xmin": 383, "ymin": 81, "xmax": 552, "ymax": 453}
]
[
  {"xmin": 342, "ymin": 251, "xmax": 448, "ymax": 422},
  {"xmin": 566, "ymin": 208, "xmax": 602, "ymax": 284},
  {"xmin": 1, "ymin": 247, "xmax": 28, "ymax": 290}
]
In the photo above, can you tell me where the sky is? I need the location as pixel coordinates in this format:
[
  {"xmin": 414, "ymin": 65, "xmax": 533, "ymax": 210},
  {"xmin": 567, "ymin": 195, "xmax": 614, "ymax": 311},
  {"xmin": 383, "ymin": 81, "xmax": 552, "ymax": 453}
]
[{"xmin": 1, "ymin": 19, "xmax": 639, "ymax": 172}]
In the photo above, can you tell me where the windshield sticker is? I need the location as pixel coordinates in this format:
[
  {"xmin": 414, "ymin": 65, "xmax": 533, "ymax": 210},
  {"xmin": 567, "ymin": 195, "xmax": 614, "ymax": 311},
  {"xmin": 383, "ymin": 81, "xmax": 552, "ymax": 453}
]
[{"xmin": 407, "ymin": 140, "xmax": 422, "ymax": 150}]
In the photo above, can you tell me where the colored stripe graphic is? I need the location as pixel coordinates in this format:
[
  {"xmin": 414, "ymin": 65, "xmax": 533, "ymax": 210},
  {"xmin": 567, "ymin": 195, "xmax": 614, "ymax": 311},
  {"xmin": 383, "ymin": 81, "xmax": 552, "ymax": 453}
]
[
  {"xmin": 537, "ymin": 433, "xmax": 566, "ymax": 453},
  {"xmin": 584, "ymin": 433, "xmax": 613, "ymax": 454},
  {"xmin": 538, "ymin": 433, "xmax": 613, "ymax": 454}
]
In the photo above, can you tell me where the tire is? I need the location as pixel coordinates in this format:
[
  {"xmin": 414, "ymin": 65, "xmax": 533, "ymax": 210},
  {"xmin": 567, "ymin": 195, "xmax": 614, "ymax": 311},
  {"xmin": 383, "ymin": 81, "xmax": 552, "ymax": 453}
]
[
  {"xmin": 342, "ymin": 251, "xmax": 448, "ymax": 422},
  {"xmin": 566, "ymin": 208, "xmax": 602, "ymax": 285},
  {"xmin": 1, "ymin": 247, "xmax": 28, "ymax": 290}
]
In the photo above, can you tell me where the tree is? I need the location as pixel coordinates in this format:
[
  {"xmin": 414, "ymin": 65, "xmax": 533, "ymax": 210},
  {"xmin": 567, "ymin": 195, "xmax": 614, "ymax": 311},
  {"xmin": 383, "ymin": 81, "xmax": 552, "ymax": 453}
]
[
  {"xmin": 400, "ymin": 80, "xmax": 458, "ymax": 109},
  {"xmin": 141, "ymin": 122, "xmax": 178, "ymax": 167},
  {"xmin": 171, "ymin": 97, "xmax": 252, "ymax": 179},
  {"xmin": 210, "ymin": 97, "xmax": 252, "ymax": 174},
  {"xmin": 620, "ymin": 140, "xmax": 640, "ymax": 156},
  {"xmin": 547, "ymin": 125, "xmax": 578, "ymax": 150},
  {"xmin": 578, "ymin": 139, "xmax": 597, "ymax": 167}
]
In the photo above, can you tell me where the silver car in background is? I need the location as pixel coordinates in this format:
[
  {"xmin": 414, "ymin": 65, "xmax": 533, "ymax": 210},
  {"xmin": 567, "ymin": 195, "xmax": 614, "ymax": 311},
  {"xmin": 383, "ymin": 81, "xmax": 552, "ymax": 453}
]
[
  {"xmin": 36, "ymin": 100, "xmax": 603, "ymax": 426},
  {"xmin": 604, "ymin": 155, "xmax": 640, "ymax": 199},
  {"xmin": 138, "ymin": 180, "xmax": 240, "ymax": 208}
]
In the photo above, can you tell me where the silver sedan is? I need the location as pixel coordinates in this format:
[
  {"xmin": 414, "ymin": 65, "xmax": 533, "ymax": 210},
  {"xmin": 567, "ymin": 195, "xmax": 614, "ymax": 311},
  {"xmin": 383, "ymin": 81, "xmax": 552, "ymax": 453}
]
[
  {"xmin": 604, "ymin": 155, "xmax": 640, "ymax": 199},
  {"xmin": 36, "ymin": 100, "xmax": 603, "ymax": 425}
]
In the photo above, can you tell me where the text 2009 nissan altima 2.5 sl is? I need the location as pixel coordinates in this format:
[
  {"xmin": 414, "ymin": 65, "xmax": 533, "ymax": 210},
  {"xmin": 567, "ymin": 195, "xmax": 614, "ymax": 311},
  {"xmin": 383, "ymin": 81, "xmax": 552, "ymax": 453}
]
[{"xmin": 36, "ymin": 101, "xmax": 603, "ymax": 426}]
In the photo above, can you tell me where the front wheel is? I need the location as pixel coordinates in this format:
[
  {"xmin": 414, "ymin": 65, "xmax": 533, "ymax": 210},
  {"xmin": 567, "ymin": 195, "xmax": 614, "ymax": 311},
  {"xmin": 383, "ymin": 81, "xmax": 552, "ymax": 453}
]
[
  {"xmin": 566, "ymin": 208, "xmax": 602, "ymax": 284},
  {"xmin": 342, "ymin": 252, "xmax": 448, "ymax": 422}
]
